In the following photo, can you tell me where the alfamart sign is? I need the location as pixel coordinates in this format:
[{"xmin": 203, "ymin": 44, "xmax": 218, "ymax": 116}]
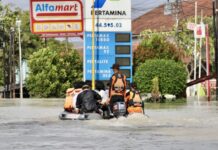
[{"xmin": 30, "ymin": 0, "xmax": 83, "ymax": 34}]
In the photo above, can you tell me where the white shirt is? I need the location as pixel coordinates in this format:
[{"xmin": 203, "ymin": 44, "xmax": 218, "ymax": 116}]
[
  {"xmin": 72, "ymin": 89, "xmax": 83, "ymax": 108},
  {"xmin": 95, "ymin": 90, "xmax": 108, "ymax": 104}
]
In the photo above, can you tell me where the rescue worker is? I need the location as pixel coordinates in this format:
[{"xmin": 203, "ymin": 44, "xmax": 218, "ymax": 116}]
[
  {"xmin": 126, "ymin": 83, "xmax": 144, "ymax": 114},
  {"xmin": 95, "ymin": 80, "xmax": 108, "ymax": 104},
  {"xmin": 108, "ymin": 64, "xmax": 127, "ymax": 113},
  {"xmin": 64, "ymin": 81, "xmax": 84, "ymax": 113},
  {"xmin": 76, "ymin": 84, "xmax": 102, "ymax": 114}
]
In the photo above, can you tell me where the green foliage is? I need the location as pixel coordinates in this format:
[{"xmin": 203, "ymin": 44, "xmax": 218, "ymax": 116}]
[
  {"xmin": 0, "ymin": 67, "xmax": 3, "ymax": 86},
  {"xmin": 134, "ymin": 59, "xmax": 187, "ymax": 96},
  {"xmin": 151, "ymin": 77, "xmax": 160, "ymax": 99},
  {"xmin": 26, "ymin": 47, "xmax": 82, "ymax": 98},
  {"xmin": 0, "ymin": 4, "xmax": 44, "ymax": 86},
  {"xmin": 0, "ymin": 4, "xmax": 20, "ymax": 86},
  {"xmin": 175, "ymin": 17, "xmax": 214, "ymax": 55},
  {"xmin": 20, "ymin": 11, "xmax": 44, "ymax": 59},
  {"xmin": 175, "ymin": 17, "xmax": 215, "ymax": 74},
  {"xmin": 134, "ymin": 31, "xmax": 185, "ymax": 70}
]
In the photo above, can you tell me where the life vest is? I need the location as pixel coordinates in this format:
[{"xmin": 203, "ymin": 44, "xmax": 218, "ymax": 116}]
[
  {"xmin": 127, "ymin": 90, "xmax": 143, "ymax": 114},
  {"xmin": 64, "ymin": 88, "xmax": 82, "ymax": 112},
  {"xmin": 110, "ymin": 73, "xmax": 126, "ymax": 97}
]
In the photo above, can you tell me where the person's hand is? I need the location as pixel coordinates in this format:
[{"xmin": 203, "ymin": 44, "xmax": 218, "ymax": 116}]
[
  {"xmin": 74, "ymin": 108, "xmax": 79, "ymax": 113},
  {"xmin": 106, "ymin": 98, "xmax": 110, "ymax": 105}
]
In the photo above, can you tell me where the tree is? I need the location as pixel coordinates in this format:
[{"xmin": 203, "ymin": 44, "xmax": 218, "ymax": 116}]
[
  {"xmin": 133, "ymin": 31, "xmax": 186, "ymax": 70},
  {"xmin": 175, "ymin": 17, "xmax": 214, "ymax": 56},
  {"xmin": 134, "ymin": 59, "xmax": 187, "ymax": 96},
  {"xmin": 0, "ymin": 4, "xmax": 44, "ymax": 87},
  {"xmin": 19, "ymin": 11, "xmax": 44, "ymax": 59},
  {"xmin": 174, "ymin": 17, "xmax": 215, "ymax": 75},
  {"xmin": 0, "ymin": 4, "xmax": 21, "ymax": 87},
  {"xmin": 26, "ymin": 47, "xmax": 83, "ymax": 98}
]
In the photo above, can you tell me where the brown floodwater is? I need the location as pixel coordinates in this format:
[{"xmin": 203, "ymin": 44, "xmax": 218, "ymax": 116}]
[{"xmin": 0, "ymin": 97, "xmax": 218, "ymax": 150}]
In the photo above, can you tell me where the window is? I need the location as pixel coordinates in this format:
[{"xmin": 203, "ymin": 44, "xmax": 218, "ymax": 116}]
[
  {"xmin": 115, "ymin": 57, "xmax": 131, "ymax": 66},
  {"xmin": 115, "ymin": 45, "xmax": 130, "ymax": 54},
  {"xmin": 115, "ymin": 33, "xmax": 131, "ymax": 42}
]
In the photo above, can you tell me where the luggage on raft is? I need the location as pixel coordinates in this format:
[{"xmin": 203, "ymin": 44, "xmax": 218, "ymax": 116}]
[
  {"xmin": 59, "ymin": 111, "xmax": 88, "ymax": 120},
  {"xmin": 59, "ymin": 111, "xmax": 102, "ymax": 120}
]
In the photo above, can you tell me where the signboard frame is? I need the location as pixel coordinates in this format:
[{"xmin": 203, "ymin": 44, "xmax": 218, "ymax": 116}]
[
  {"xmin": 84, "ymin": 0, "xmax": 132, "ymax": 82},
  {"xmin": 30, "ymin": 0, "xmax": 83, "ymax": 34}
]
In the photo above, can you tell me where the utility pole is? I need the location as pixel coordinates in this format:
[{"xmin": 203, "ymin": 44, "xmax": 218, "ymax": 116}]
[
  {"xmin": 10, "ymin": 27, "xmax": 15, "ymax": 98},
  {"xmin": 3, "ymin": 26, "xmax": 10, "ymax": 98},
  {"xmin": 16, "ymin": 19, "xmax": 23, "ymax": 99},
  {"xmin": 214, "ymin": 0, "xmax": 218, "ymax": 100},
  {"xmin": 194, "ymin": 2, "xmax": 198, "ymax": 95}
]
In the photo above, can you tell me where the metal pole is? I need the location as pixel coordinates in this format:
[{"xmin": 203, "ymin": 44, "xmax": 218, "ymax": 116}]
[
  {"xmin": 215, "ymin": 0, "xmax": 218, "ymax": 100},
  {"xmin": 11, "ymin": 27, "xmax": 15, "ymax": 98},
  {"xmin": 206, "ymin": 25, "xmax": 211, "ymax": 101},
  {"xmin": 197, "ymin": 10, "xmax": 203, "ymax": 100},
  {"xmin": 91, "ymin": 0, "xmax": 95, "ymax": 90},
  {"xmin": 2, "ymin": 24, "xmax": 6, "ymax": 98},
  {"xmin": 16, "ymin": 20, "xmax": 23, "ymax": 99},
  {"xmin": 194, "ymin": 1, "xmax": 198, "ymax": 95},
  {"xmin": 9, "ymin": 28, "xmax": 13, "ymax": 98}
]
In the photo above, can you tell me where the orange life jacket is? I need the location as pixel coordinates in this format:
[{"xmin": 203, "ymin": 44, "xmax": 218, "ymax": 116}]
[
  {"xmin": 110, "ymin": 73, "xmax": 127, "ymax": 98},
  {"xmin": 127, "ymin": 90, "xmax": 143, "ymax": 114},
  {"xmin": 64, "ymin": 88, "xmax": 82, "ymax": 112}
]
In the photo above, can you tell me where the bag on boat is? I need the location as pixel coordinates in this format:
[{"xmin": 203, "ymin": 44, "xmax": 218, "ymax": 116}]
[{"xmin": 127, "ymin": 90, "xmax": 143, "ymax": 114}]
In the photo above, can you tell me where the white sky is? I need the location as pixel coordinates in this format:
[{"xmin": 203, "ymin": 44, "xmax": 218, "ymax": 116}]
[
  {"xmin": 1, "ymin": 0, "xmax": 166, "ymax": 45},
  {"xmin": 1, "ymin": 0, "xmax": 166, "ymax": 19}
]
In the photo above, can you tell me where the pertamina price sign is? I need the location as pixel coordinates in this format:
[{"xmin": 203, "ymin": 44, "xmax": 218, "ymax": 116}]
[{"xmin": 30, "ymin": 0, "xmax": 83, "ymax": 34}]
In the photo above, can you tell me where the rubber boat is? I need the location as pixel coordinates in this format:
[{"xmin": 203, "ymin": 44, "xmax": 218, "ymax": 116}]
[
  {"xmin": 59, "ymin": 102, "xmax": 127, "ymax": 120},
  {"xmin": 59, "ymin": 111, "xmax": 89, "ymax": 120},
  {"xmin": 59, "ymin": 111, "xmax": 104, "ymax": 120}
]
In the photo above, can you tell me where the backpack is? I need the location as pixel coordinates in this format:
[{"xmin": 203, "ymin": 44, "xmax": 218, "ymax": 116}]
[
  {"xmin": 64, "ymin": 88, "xmax": 75, "ymax": 111},
  {"xmin": 129, "ymin": 90, "xmax": 142, "ymax": 107},
  {"xmin": 112, "ymin": 73, "xmax": 126, "ymax": 93},
  {"xmin": 64, "ymin": 88, "xmax": 82, "ymax": 111}
]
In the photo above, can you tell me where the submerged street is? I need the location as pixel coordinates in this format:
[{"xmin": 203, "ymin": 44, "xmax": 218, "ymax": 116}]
[{"xmin": 0, "ymin": 98, "xmax": 218, "ymax": 150}]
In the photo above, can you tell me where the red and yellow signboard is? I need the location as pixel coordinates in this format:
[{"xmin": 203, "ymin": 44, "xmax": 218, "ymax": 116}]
[{"xmin": 30, "ymin": 0, "xmax": 83, "ymax": 34}]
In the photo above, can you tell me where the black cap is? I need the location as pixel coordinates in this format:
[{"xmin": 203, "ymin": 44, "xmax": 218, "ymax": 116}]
[
  {"xmin": 111, "ymin": 64, "xmax": 120, "ymax": 69},
  {"xmin": 82, "ymin": 84, "xmax": 90, "ymax": 90}
]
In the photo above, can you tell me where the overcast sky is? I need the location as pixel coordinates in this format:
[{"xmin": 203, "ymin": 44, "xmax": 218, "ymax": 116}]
[
  {"xmin": 1, "ymin": 0, "xmax": 166, "ymax": 44},
  {"xmin": 1, "ymin": 0, "xmax": 166, "ymax": 19}
]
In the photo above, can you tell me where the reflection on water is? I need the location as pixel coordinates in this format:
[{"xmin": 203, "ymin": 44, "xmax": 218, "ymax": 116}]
[{"xmin": 0, "ymin": 98, "xmax": 218, "ymax": 150}]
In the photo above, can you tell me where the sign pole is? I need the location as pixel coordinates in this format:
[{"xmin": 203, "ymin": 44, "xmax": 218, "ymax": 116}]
[
  {"xmin": 16, "ymin": 19, "xmax": 23, "ymax": 99},
  {"xmin": 215, "ymin": 0, "xmax": 218, "ymax": 100},
  {"xmin": 194, "ymin": 1, "xmax": 198, "ymax": 96},
  {"xmin": 197, "ymin": 10, "xmax": 203, "ymax": 100},
  {"xmin": 206, "ymin": 24, "xmax": 211, "ymax": 101},
  {"xmin": 91, "ymin": 0, "xmax": 95, "ymax": 90}
]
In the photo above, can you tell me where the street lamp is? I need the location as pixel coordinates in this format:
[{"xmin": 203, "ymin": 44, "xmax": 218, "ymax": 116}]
[{"xmin": 16, "ymin": 19, "xmax": 23, "ymax": 99}]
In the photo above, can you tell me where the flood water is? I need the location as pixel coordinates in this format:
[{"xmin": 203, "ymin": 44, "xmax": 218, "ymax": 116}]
[{"xmin": 0, "ymin": 98, "xmax": 218, "ymax": 150}]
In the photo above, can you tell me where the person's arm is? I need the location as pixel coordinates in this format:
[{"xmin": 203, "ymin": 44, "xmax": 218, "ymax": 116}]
[
  {"xmin": 76, "ymin": 93, "xmax": 82, "ymax": 109},
  {"xmin": 109, "ymin": 76, "xmax": 113, "ymax": 98},
  {"xmin": 126, "ymin": 91, "xmax": 130, "ymax": 101},
  {"xmin": 123, "ymin": 74, "xmax": 127, "ymax": 101},
  {"xmin": 94, "ymin": 91, "xmax": 102, "ymax": 102}
]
